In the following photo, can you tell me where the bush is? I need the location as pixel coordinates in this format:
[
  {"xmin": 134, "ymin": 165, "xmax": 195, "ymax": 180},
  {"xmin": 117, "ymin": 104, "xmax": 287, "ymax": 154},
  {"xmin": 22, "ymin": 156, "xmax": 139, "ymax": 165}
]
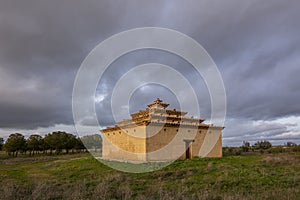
[
  {"xmin": 0, "ymin": 137, "xmax": 4, "ymax": 151},
  {"xmin": 253, "ymin": 140, "xmax": 272, "ymax": 150},
  {"xmin": 292, "ymin": 145, "xmax": 300, "ymax": 152},
  {"xmin": 222, "ymin": 147, "xmax": 242, "ymax": 156}
]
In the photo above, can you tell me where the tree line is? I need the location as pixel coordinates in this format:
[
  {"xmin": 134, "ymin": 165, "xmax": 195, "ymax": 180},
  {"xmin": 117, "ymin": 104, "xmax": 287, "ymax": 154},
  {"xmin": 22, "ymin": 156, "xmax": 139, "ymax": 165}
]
[
  {"xmin": 241, "ymin": 140, "xmax": 273, "ymax": 152},
  {"xmin": 0, "ymin": 132, "xmax": 102, "ymax": 157},
  {"xmin": 223, "ymin": 140, "xmax": 299, "ymax": 156},
  {"xmin": 241, "ymin": 140, "xmax": 299, "ymax": 152}
]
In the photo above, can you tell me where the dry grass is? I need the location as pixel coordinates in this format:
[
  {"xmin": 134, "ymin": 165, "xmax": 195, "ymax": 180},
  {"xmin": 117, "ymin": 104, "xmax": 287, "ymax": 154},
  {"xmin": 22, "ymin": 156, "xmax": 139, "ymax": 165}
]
[
  {"xmin": 262, "ymin": 153, "xmax": 300, "ymax": 165},
  {"xmin": 0, "ymin": 152, "xmax": 299, "ymax": 200}
]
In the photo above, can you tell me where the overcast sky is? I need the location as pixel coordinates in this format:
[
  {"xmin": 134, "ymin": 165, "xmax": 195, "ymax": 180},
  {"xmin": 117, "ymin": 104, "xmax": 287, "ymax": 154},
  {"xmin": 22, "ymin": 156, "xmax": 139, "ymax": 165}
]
[{"xmin": 0, "ymin": 0, "xmax": 299, "ymax": 146}]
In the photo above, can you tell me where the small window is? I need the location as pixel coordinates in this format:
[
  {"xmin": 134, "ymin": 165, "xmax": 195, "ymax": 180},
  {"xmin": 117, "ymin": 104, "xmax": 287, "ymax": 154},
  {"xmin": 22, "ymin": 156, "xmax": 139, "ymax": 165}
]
[
  {"xmin": 176, "ymin": 129, "xmax": 178, "ymax": 132},
  {"xmin": 164, "ymin": 128, "xmax": 166, "ymax": 131}
]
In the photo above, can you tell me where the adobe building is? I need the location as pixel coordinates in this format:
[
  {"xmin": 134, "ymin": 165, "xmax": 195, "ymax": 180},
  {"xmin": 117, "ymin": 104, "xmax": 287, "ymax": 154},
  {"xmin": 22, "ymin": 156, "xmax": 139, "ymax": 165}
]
[{"xmin": 101, "ymin": 98, "xmax": 224, "ymax": 162}]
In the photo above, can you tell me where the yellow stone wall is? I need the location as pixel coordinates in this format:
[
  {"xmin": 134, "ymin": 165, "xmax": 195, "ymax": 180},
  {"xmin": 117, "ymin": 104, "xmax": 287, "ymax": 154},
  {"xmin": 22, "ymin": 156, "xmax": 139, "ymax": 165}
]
[
  {"xmin": 206, "ymin": 133, "xmax": 222, "ymax": 157},
  {"xmin": 102, "ymin": 125, "xmax": 147, "ymax": 161},
  {"xmin": 145, "ymin": 126, "xmax": 222, "ymax": 161},
  {"xmin": 102, "ymin": 125, "xmax": 222, "ymax": 161}
]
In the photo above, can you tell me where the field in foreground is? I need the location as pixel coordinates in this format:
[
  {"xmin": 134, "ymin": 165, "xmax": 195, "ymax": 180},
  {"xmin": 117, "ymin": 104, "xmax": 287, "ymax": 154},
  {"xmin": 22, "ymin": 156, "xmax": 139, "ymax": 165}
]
[{"xmin": 0, "ymin": 151, "xmax": 299, "ymax": 200}]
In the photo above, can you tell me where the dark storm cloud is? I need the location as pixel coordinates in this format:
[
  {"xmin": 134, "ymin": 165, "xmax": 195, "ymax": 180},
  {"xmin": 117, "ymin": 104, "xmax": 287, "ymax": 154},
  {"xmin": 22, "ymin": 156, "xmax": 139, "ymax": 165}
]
[
  {"xmin": 0, "ymin": 0, "xmax": 300, "ymax": 145},
  {"xmin": 95, "ymin": 49, "xmax": 210, "ymax": 126}
]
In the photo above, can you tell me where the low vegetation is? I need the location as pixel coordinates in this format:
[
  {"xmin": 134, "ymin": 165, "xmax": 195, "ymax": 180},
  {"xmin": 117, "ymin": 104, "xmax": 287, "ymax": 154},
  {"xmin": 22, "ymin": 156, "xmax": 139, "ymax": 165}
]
[{"xmin": 0, "ymin": 150, "xmax": 299, "ymax": 200}]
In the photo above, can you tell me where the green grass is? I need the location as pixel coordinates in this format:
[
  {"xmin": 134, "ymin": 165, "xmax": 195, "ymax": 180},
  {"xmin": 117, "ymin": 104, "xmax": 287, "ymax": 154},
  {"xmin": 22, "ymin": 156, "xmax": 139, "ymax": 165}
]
[{"xmin": 0, "ymin": 152, "xmax": 299, "ymax": 200}]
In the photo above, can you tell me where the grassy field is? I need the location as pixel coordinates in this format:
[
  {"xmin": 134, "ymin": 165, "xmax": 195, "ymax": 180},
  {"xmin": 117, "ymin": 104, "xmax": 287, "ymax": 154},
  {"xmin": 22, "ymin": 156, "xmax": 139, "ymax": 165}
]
[{"xmin": 0, "ymin": 151, "xmax": 299, "ymax": 200}]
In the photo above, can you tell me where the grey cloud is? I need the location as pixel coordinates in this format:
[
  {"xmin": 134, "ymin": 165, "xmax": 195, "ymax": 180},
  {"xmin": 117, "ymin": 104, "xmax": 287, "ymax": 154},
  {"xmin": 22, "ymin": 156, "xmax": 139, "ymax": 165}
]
[
  {"xmin": 223, "ymin": 118, "xmax": 300, "ymax": 146},
  {"xmin": 0, "ymin": 0, "xmax": 300, "ymax": 146}
]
